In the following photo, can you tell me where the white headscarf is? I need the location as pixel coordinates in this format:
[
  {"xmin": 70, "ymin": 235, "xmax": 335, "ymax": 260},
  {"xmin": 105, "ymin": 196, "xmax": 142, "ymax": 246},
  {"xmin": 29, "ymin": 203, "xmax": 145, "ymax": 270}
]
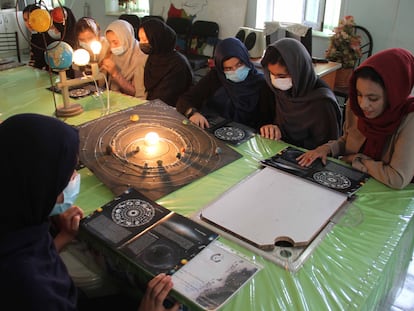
[{"xmin": 105, "ymin": 20, "xmax": 147, "ymax": 97}]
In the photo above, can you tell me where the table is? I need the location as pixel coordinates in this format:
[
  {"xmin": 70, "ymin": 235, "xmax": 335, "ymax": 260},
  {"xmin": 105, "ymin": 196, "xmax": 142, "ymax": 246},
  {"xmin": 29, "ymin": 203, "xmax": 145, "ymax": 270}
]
[
  {"xmin": 1, "ymin": 65, "xmax": 414, "ymax": 311},
  {"xmin": 314, "ymin": 61, "xmax": 342, "ymax": 89}
]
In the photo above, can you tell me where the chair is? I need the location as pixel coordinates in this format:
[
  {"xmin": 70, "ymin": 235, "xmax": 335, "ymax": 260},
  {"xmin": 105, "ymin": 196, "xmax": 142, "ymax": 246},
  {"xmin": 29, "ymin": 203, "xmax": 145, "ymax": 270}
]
[
  {"xmin": 334, "ymin": 25, "xmax": 373, "ymax": 108},
  {"xmin": 166, "ymin": 17, "xmax": 192, "ymax": 54},
  {"xmin": 119, "ymin": 14, "xmax": 140, "ymax": 39},
  {"xmin": 0, "ymin": 32, "xmax": 21, "ymax": 63},
  {"xmin": 141, "ymin": 15, "xmax": 164, "ymax": 23},
  {"xmin": 186, "ymin": 20, "xmax": 220, "ymax": 71}
]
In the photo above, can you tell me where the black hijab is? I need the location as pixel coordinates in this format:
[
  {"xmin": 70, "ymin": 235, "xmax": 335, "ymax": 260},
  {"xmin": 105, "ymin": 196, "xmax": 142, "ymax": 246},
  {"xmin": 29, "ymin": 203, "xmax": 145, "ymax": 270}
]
[
  {"xmin": 140, "ymin": 18, "xmax": 193, "ymax": 106},
  {"xmin": 262, "ymin": 38, "xmax": 341, "ymax": 148},
  {"xmin": 0, "ymin": 113, "xmax": 79, "ymax": 234},
  {"xmin": 209, "ymin": 37, "xmax": 265, "ymax": 127},
  {"xmin": 0, "ymin": 114, "xmax": 79, "ymax": 309}
]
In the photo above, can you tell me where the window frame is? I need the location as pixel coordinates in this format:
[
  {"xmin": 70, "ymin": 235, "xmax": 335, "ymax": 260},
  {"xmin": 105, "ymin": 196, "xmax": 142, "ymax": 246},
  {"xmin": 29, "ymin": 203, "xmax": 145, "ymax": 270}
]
[{"xmin": 256, "ymin": 0, "xmax": 341, "ymax": 32}]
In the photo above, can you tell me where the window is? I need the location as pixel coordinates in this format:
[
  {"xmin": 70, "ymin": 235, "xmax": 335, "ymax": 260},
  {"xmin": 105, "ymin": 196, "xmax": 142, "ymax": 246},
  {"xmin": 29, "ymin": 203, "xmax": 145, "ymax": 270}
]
[
  {"xmin": 256, "ymin": 0, "xmax": 341, "ymax": 32},
  {"xmin": 118, "ymin": 0, "xmax": 150, "ymax": 15}
]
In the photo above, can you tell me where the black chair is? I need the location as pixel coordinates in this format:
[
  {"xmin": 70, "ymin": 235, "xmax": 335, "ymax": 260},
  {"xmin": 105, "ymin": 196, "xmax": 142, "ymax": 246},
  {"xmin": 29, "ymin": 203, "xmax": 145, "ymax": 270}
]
[
  {"xmin": 119, "ymin": 14, "xmax": 140, "ymax": 39},
  {"xmin": 186, "ymin": 20, "xmax": 220, "ymax": 71},
  {"xmin": 0, "ymin": 32, "xmax": 21, "ymax": 63},
  {"xmin": 166, "ymin": 17, "xmax": 192, "ymax": 54},
  {"xmin": 141, "ymin": 15, "xmax": 164, "ymax": 23},
  {"xmin": 334, "ymin": 25, "xmax": 373, "ymax": 107}
]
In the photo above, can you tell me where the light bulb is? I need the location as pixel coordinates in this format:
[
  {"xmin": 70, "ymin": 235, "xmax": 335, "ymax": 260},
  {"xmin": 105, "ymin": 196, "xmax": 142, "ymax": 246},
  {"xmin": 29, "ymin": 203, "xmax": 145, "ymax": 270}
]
[
  {"xmin": 90, "ymin": 41, "xmax": 102, "ymax": 55},
  {"xmin": 144, "ymin": 132, "xmax": 160, "ymax": 146},
  {"xmin": 73, "ymin": 49, "xmax": 90, "ymax": 66}
]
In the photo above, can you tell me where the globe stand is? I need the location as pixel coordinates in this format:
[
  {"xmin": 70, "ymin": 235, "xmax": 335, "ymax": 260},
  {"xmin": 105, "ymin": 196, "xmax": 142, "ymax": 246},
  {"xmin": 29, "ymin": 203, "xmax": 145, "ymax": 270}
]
[
  {"xmin": 55, "ymin": 69, "xmax": 84, "ymax": 117},
  {"xmin": 55, "ymin": 64, "xmax": 105, "ymax": 117}
]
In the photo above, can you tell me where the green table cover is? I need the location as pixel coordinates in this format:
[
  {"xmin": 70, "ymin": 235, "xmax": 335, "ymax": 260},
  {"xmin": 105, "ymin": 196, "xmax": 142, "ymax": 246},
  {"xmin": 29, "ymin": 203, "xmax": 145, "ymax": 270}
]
[{"xmin": 1, "ymin": 65, "xmax": 413, "ymax": 311}]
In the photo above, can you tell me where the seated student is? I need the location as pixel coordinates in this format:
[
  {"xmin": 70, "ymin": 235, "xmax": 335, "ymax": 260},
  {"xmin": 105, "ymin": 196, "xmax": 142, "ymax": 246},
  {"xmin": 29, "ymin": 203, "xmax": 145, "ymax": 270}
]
[
  {"xmin": 23, "ymin": 4, "xmax": 54, "ymax": 70},
  {"xmin": 75, "ymin": 17, "xmax": 110, "ymax": 63},
  {"xmin": 259, "ymin": 38, "xmax": 342, "ymax": 149},
  {"xmin": 0, "ymin": 113, "xmax": 180, "ymax": 311},
  {"xmin": 49, "ymin": 6, "xmax": 78, "ymax": 49},
  {"xmin": 138, "ymin": 18, "xmax": 193, "ymax": 107},
  {"xmin": 298, "ymin": 48, "xmax": 414, "ymax": 190},
  {"xmin": 176, "ymin": 37, "xmax": 272, "ymax": 129},
  {"xmin": 49, "ymin": 6, "xmax": 78, "ymax": 78},
  {"xmin": 101, "ymin": 19, "xmax": 147, "ymax": 98},
  {"xmin": 23, "ymin": 6, "xmax": 77, "ymax": 75}
]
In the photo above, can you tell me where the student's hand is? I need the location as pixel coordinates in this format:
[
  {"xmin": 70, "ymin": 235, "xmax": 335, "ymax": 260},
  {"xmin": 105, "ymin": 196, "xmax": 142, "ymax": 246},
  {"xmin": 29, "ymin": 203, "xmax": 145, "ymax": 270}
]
[
  {"xmin": 260, "ymin": 124, "xmax": 282, "ymax": 140},
  {"xmin": 340, "ymin": 153, "xmax": 358, "ymax": 164},
  {"xmin": 100, "ymin": 58, "xmax": 118, "ymax": 77},
  {"xmin": 190, "ymin": 112, "xmax": 210, "ymax": 129},
  {"xmin": 138, "ymin": 274, "xmax": 180, "ymax": 311},
  {"xmin": 297, "ymin": 145, "xmax": 331, "ymax": 167},
  {"xmin": 53, "ymin": 206, "xmax": 84, "ymax": 252}
]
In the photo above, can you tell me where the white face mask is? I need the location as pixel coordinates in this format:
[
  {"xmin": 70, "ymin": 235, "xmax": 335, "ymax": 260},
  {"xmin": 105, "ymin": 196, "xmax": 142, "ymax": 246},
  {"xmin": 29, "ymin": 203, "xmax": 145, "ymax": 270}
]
[
  {"xmin": 48, "ymin": 28, "xmax": 61, "ymax": 40},
  {"xmin": 79, "ymin": 41, "xmax": 91, "ymax": 50},
  {"xmin": 111, "ymin": 45, "xmax": 126, "ymax": 56},
  {"xmin": 271, "ymin": 74, "xmax": 293, "ymax": 91}
]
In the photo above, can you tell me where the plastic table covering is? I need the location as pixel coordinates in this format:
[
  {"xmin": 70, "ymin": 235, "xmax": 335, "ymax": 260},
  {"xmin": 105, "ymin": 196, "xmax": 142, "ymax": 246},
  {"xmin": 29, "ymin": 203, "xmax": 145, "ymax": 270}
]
[{"xmin": 1, "ymin": 66, "xmax": 414, "ymax": 311}]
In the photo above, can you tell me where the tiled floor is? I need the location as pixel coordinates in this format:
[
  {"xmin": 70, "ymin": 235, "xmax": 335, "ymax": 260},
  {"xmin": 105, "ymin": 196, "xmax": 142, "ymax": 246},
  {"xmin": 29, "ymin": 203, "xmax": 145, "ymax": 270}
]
[{"xmin": 389, "ymin": 253, "xmax": 414, "ymax": 311}]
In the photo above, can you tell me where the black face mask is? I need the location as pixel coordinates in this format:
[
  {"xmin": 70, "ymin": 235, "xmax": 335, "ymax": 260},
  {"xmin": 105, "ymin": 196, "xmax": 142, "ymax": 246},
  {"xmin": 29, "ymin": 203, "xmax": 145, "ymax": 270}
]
[{"xmin": 140, "ymin": 43, "xmax": 153, "ymax": 55}]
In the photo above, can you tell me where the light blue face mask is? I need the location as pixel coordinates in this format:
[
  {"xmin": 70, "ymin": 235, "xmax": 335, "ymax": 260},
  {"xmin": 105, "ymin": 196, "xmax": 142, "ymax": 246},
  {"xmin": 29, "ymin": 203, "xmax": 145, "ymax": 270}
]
[
  {"xmin": 224, "ymin": 65, "xmax": 250, "ymax": 83},
  {"xmin": 50, "ymin": 172, "xmax": 81, "ymax": 216}
]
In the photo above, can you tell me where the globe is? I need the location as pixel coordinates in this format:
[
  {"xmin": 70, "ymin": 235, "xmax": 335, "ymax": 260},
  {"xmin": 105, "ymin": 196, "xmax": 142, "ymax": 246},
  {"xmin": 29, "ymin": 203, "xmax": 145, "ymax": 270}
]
[{"xmin": 44, "ymin": 41, "xmax": 73, "ymax": 70}]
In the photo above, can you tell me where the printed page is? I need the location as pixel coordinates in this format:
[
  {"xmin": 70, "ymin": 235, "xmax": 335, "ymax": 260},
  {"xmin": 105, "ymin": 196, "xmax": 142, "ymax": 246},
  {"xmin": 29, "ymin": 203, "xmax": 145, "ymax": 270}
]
[{"xmin": 172, "ymin": 240, "xmax": 261, "ymax": 311}]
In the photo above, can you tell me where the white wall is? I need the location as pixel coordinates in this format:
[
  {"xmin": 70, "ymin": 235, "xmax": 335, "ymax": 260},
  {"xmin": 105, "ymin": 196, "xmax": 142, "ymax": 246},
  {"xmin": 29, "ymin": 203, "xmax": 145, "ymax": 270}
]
[{"xmin": 345, "ymin": 0, "xmax": 414, "ymax": 54}]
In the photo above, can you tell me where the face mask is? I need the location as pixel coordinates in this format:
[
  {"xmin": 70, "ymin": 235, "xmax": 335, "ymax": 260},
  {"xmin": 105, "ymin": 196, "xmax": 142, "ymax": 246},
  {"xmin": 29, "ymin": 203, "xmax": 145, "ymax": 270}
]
[
  {"xmin": 224, "ymin": 65, "xmax": 250, "ymax": 83},
  {"xmin": 49, "ymin": 172, "xmax": 81, "ymax": 216},
  {"xmin": 139, "ymin": 43, "xmax": 152, "ymax": 55},
  {"xmin": 79, "ymin": 41, "xmax": 91, "ymax": 50},
  {"xmin": 111, "ymin": 45, "xmax": 126, "ymax": 56},
  {"xmin": 48, "ymin": 29, "xmax": 61, "ymax": 40},
  {"xmin": 271, "ymin": 75, "xmax": 293, "ymax": 91}
]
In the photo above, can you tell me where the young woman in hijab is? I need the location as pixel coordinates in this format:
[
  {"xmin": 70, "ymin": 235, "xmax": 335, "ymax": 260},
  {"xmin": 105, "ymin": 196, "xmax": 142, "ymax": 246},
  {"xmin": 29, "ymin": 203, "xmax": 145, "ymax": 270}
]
[
  {"xmin": 298, "ymin": 48, "xmax": 414, "ymax": 190},
  {"xmin": 101, "ymin": 19, "xmax": 147, "ymax": 98},
  {"xmin": 260, "ymin": 38, "xmax": 342, "ymax": 149},
  {"xmin": 138, "ymin": 18, "xmax": 193, "ymax": 107},
  {"xmin": 0, "ymin": 114, "xmax": 180, "ymax": 311},
  {"xmin": 176, "ymin": 37, "xmax": 272, "ymax": 129},
  {"xmin": 49, "ymin": 6, "xmax": 78, "ymax": 49},
  {"xmin": 75, "ymin": 16, "xmax": 110, "ymax": 63}
]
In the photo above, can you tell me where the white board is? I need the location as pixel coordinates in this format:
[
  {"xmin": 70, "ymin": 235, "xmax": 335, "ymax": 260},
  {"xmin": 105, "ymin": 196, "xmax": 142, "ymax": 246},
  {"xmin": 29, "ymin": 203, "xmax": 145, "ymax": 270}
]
[{"xmin": 200, "ymin": 167, "xmax": 348, "ymax": 248}]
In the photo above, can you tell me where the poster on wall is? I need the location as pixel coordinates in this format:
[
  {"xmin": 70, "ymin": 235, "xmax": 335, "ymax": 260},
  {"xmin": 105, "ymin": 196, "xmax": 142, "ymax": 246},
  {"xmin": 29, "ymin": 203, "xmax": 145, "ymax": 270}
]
[{"xmin": 151, "ymin": 0, "xmax": 248, "ymax": 38}]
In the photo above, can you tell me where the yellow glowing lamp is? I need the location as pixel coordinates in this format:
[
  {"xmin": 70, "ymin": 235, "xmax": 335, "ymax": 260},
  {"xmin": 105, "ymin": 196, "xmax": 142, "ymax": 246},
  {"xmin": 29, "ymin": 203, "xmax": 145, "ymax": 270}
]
[
  {"xmin": 73, "ymin": 49, "xmax": 90, "ymax": 66},
  {"xmin": 145, "ymin": 132, "xmax": 160, "ymax": 146},
  {"xmin": 29, "ymin": 9, "xmax": 52, "ymax": 33}
]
